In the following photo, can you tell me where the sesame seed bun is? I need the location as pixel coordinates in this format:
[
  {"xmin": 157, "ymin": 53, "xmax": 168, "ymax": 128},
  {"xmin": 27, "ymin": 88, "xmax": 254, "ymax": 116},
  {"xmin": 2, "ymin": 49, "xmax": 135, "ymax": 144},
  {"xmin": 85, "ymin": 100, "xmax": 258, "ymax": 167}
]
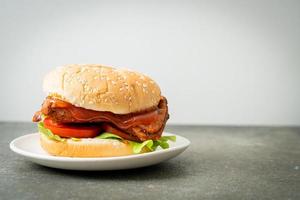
[
  {"xmin": 43, "ymin": 64, "xmax": 161, "ymax": 114},
  {"xmin": 40, "ymin": 133, "xmax": 148, "ymax": 157}
]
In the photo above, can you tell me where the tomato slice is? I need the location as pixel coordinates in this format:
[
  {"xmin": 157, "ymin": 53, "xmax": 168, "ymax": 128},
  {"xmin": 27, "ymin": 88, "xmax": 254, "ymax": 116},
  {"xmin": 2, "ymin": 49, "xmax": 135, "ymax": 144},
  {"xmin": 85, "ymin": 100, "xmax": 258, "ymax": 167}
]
[{"xmin": 43, "ymin": 118, "xmax": 101, "ymax": 138}]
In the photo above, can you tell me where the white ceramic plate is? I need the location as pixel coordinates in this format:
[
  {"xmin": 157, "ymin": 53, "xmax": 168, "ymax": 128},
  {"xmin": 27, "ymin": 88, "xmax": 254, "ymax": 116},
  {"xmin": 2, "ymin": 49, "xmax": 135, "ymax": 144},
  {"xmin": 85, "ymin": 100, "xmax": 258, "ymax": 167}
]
[{"xmin": 10, "ymin": 132, "xmax": 190, "ymax": 171}]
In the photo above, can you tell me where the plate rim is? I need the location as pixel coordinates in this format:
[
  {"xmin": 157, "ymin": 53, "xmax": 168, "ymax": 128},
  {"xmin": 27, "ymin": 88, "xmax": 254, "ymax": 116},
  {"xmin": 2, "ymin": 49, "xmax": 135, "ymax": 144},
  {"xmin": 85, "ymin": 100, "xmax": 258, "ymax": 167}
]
[{"xmin": 10, "ymin": 132, "xmax": 190, "ymax": 162}]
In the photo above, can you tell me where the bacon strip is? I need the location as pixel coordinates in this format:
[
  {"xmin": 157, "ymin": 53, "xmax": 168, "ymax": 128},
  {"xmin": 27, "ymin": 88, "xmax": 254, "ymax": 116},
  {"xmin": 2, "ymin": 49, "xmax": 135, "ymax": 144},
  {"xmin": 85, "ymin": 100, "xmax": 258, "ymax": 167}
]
[{"xmin": 33, "ymin": 97, "xmax": 169, "ymax": 142}]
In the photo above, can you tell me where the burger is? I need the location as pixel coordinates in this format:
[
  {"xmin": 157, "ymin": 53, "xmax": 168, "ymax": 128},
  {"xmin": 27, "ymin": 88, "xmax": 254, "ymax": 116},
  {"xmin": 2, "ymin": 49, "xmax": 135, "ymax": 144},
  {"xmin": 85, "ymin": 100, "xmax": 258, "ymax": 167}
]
[{"xmin": 32, "ymin": 64, "xmax": 174, "ymax": 157}]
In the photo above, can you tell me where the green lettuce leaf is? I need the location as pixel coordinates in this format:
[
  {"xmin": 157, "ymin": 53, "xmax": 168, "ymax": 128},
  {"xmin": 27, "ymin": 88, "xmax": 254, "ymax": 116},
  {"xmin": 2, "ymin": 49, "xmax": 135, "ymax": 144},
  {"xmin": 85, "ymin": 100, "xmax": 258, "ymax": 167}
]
[
  {"xmin": 38, "ymin": 122, "xmax": 66, "ymax": 142},
  {"xmin": 129, "ymin": 140, "xmax": 154, "ymax": 154},
  {"xmin": 96, "ymin": 133, "xmax": 176, "ymax": 154},
  {"xmin": 151, "ymin": 136, "xmax": 176, "ymax": 150},
  {"xmin": 71, "ymin": 137, "xmax": 81, "ymax": 142},
  {"xmin": 95, "ymin": 132, "xmax": 123, "ymax": 140},
  {"xmin": 160, "ymin": 135, "xmax": 176, "ymax": 142}
]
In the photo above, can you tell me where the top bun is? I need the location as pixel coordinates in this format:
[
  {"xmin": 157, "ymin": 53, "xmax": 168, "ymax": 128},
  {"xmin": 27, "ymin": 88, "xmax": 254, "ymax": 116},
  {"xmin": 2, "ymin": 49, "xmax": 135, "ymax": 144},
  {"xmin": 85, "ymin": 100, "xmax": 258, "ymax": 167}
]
[{"xmin": 43, "ymin": 64, "xmax": 161, "ymax": 114}]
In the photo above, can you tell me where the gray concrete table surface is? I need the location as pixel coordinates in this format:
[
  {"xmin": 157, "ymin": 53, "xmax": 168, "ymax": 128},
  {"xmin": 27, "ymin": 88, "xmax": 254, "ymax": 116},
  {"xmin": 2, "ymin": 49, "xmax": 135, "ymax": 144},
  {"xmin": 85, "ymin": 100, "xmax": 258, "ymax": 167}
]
[{"xmin": 0, "ymin": 122, "xmax": 299, "ymax": 200}]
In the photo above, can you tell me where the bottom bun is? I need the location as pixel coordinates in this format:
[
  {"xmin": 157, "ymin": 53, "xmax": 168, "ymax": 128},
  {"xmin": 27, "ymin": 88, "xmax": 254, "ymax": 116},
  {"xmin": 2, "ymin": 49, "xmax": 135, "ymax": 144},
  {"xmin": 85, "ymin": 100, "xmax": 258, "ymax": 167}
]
[{"xmin": 40, "ymin": 133, "xmax": 138, "ymax": 157}]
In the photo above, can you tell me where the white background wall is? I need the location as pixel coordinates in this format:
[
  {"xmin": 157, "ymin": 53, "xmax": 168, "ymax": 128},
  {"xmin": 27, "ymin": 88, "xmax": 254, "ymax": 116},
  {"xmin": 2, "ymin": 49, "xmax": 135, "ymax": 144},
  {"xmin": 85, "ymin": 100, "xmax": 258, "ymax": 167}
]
[{"xmin": 0, "ymin": 0, "xmax": 300, "ymax": 125}]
